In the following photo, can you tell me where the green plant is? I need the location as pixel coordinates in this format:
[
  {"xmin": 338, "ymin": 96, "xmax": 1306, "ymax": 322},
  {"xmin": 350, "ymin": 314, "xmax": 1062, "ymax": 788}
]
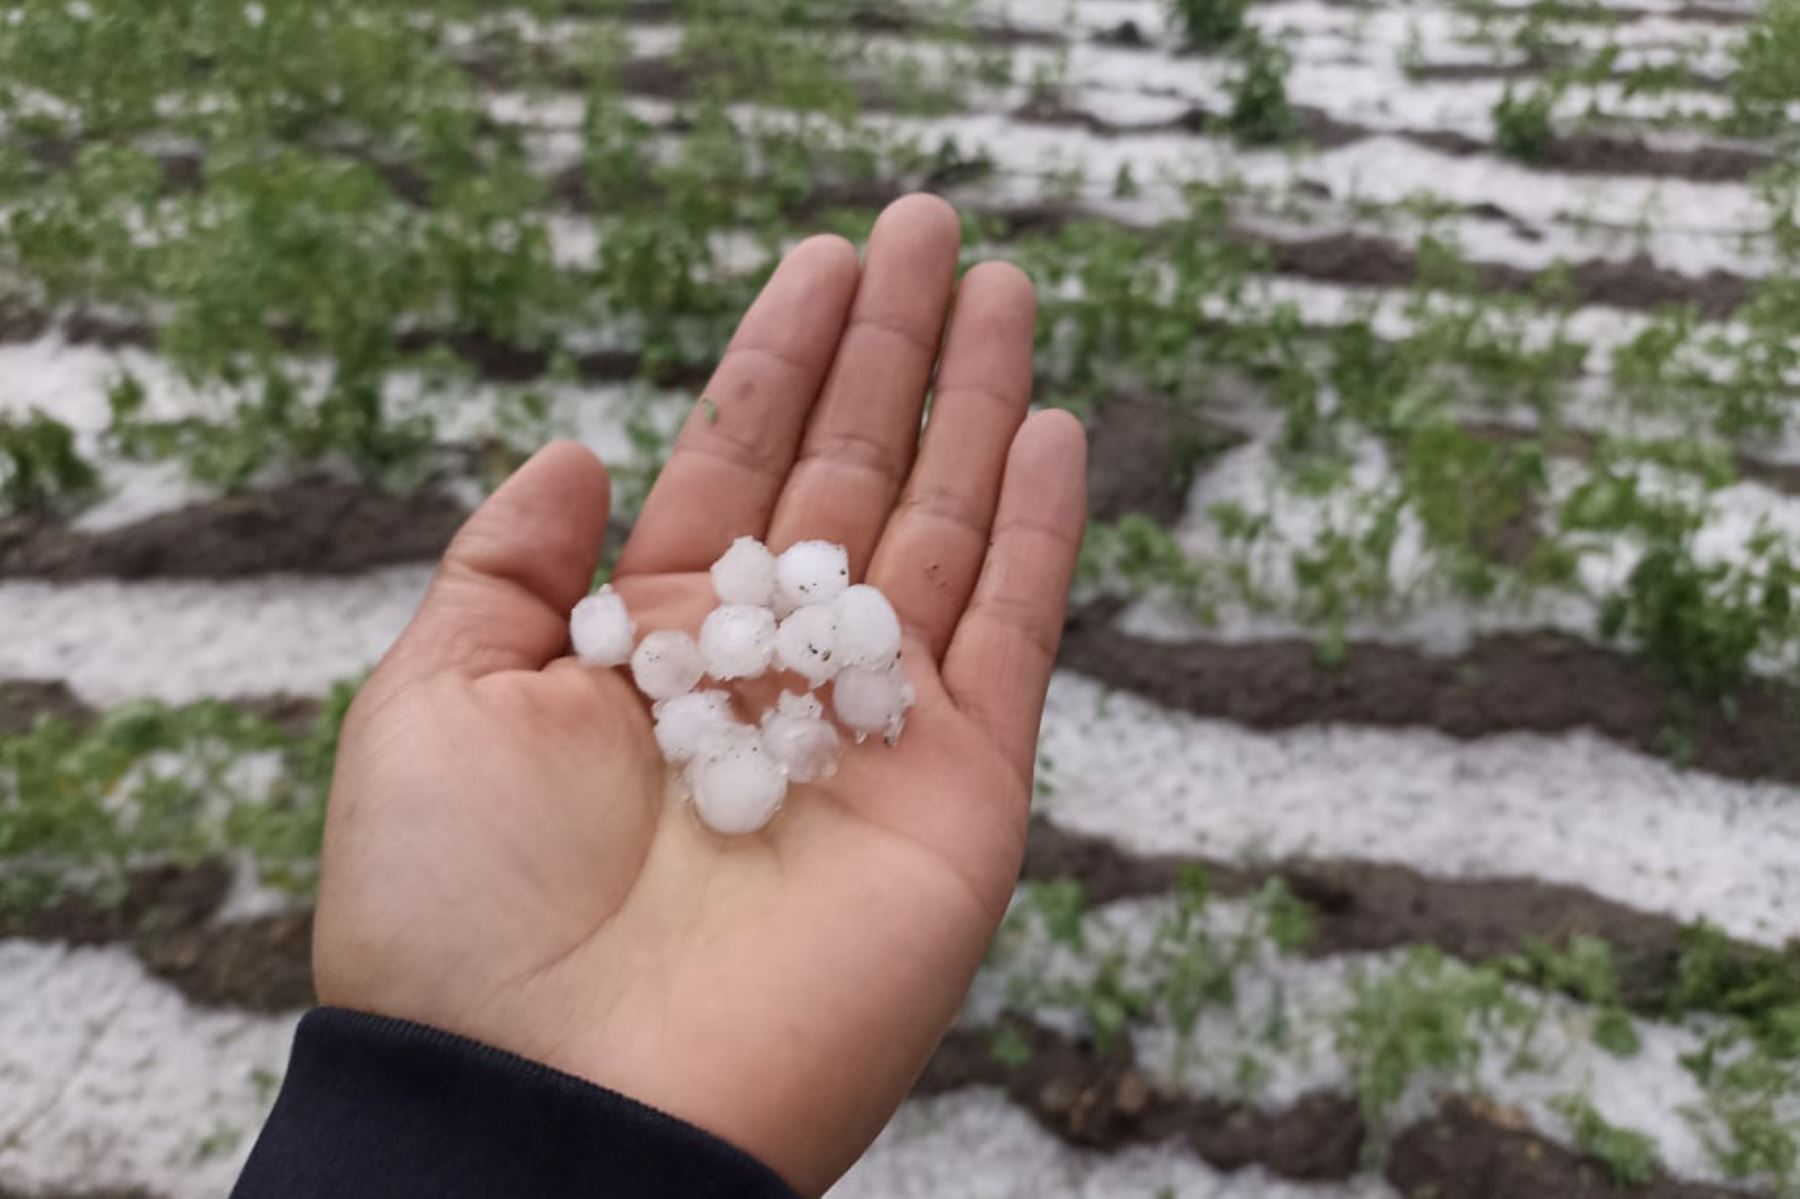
[
  {"xmin": 0, "ymin": 683, "xmax": 355, "ymax": 915},
  {"xmin": 1551, "ymin": 1094, "xmax": 1661, "ymax": 1186},
  {"xmin": 1167, "ymin": 0, "xmax": 1248, "ymax": 49},
  {"xmin": 1227, "ymin": 33, "xmax": 1296, "ymax": 146},
  {"xmin": 0, "ymin": 408, "xmax": 96, "ymax": 514},
  {"xmin": 1731, "ymin": 0, "xmax": 1800, "ymax": 137},
  {"xmin": 1337, "ymin": 949, "xmax": 1531, "ymax": 1136},
  {"xmin": 1492, "ymin": 84, "xmax": 1560, "ymax": 161}
]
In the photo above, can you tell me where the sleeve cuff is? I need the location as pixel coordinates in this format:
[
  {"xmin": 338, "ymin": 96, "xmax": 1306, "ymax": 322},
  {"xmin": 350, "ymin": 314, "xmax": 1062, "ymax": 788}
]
[{"xmin": 233, "ymin": 1007, "xmax": 801, "ymax": 1199}]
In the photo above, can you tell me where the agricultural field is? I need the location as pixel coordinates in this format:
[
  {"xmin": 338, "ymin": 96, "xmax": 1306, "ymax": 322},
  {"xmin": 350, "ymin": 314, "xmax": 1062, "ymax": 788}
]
[{"xmin": 1, "ymin": 0, "xmax": 1798, "ymax": 1195}]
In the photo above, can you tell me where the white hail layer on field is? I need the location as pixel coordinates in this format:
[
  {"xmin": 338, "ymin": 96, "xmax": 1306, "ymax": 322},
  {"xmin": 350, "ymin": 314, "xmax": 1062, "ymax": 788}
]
[
  {"xmin": 1035, "ymin": 671, "xmax": 1800, "ymax": 945},
  {"xmin": 0, "ymin": 568, "xmax": 431, "ymax": 705},
  {"xmin": 1130, "ymin": 428, "xmax": 1800, "ymax": 664},
  {"xmin": 970, "ymin": 890, "xmax": 1727, "ymax": 1184},
  {"xmin": 0, "ymin": 942, "xmax": 294, "ymax": 1199},
  {"xmin": 832, "ymin": 1089, "xmax": 1402, "ymax": 1199}
]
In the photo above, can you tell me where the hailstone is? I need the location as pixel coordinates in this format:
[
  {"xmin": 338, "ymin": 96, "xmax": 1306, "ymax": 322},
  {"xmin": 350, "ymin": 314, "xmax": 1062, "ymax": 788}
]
[
  {"xmin": 631, "ymin": 629, "xmax": 704, "ymax": 702},
  {"xmin": 699, "ymin": 604, "xmax": 777, "ymax": 680},
  {"xmin": 760, "ymin": 691, "xmax": 840, "ymax": 784},
  {"xmin": 569, "ymin": 586, "xmax": 635, "ymax": 666},
  {"xmin": 653, "ymin": 690, "xmax": 737, "ymax": 763},
  {"xmin": 711, "ymin": 536, "xmax": 777, "ymax": 607},
  {"xmin": 833, "ymin": 664, "xmax": 915, "ymax": 744},
  {"xmin": 773, "ymin": 540, "xmax": 850, "ymax": 617},
  {"xmin": 831, "ymin": 584, "xmax": 902, "ymax": 670},
  {"xmin": 774, "ymin": 604, "xmax": 840, "ymax": 688},
  {"xmin": 688, "ymin": 729, "xmax": 788, "ymax": 835}
]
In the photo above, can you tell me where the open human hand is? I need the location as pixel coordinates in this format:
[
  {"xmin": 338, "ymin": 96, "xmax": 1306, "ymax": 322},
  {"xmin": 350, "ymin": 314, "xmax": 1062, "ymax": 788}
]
[{"xmin": 312, "ymin": 194, "xmax": 1088, "ymax": 1197}]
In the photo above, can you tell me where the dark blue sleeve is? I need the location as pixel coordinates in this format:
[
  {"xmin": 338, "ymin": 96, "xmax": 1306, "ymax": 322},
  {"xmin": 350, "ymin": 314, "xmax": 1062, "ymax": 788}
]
[{"xmin": 233, "ymin": 1007, "xmax": 801, "ymax": 1199}]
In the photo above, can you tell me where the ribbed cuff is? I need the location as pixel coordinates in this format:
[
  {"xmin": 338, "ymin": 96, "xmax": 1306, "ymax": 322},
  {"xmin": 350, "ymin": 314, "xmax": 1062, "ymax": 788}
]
[{"xmin": 232, "ymin": 1007, "xmax": 799, "ymax": 1199}]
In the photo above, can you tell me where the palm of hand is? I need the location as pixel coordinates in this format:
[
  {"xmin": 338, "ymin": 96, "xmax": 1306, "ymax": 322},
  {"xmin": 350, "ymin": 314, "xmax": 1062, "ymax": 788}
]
[{"xmin": 313, "ymin": 197, "xmax": 1086, "ymax": 1196}]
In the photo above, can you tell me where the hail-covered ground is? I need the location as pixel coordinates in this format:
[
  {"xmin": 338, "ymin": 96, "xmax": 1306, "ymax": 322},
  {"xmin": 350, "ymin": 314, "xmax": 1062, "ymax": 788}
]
[{"xmin": 2, "ymin": 0, "xmax": 1797, "ymax": 1196}]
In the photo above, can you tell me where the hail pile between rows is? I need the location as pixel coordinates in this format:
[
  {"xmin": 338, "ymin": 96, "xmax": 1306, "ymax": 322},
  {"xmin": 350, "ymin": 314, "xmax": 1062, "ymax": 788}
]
[{"xmin": 568, "ymin": 537, "xmax": 914, "ymax": 834}]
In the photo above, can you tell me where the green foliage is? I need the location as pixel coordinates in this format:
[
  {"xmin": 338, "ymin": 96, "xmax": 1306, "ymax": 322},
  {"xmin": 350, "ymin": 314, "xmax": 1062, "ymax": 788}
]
[
  {"xmin": 1550, "ymin": 1094, "xmax": 1661, "ymax": 1186},
  {"xmin": 0, "ymin": 684, "xmax": 356, "ymax": 913},
  {"xmin": 1731, "ymin": 0, "xmax": 1800, "ymax": 136},
  {"xmin": 1505, "ymin": 937, "xmax": 1641, "ymax": 1057},
  {"xmin": 1167, "ymin": 0, "xmax": 1248, "ymax": 49},
  {"xmin": 988, "ymin": 1024, "xmax": 1033, "ymax": 1069},
  {"xmin": 1227, "ymin": 33, "xmax": 1296, "ymax": 147},
  {"xmin": 1337, "ymin": 948, "xmax": 1530, "ymax": 1134},
  {"xmin": 1492, "ymin": 84, "xmax": 1560, "ymax": 162},
  {"xmin": 0, "ymin": 408, "xmax": 96, "ymax": 514}
]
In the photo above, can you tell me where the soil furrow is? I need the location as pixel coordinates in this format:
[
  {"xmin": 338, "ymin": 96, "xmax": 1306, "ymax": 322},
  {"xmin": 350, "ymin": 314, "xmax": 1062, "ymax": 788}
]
[
  {"xmin": 1058, "ymin": 609, "xmax": 1800, "ymax": 787},
  {"xmin": 3, "ymin": 812, "xmax": 1778, "ymax": 1020},
  {"xmin": 0, "ymin": 482, "xmax": 470, "ymax": 582},
  {"xmin": 1020, "ymin": 817, "xmax": 1727, "ymax": 1010},
  {"xmin": 920, "ymin": 1018, "xmax": 1758, "ymax": 1197}
]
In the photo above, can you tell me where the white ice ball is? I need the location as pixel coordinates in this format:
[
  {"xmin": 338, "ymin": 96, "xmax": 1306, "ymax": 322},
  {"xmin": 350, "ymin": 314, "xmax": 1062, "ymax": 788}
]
[
  {"xmin": 711, "ymin": 536, "xmax": 777, "ymax": 608},
  {"xmin": 774, "ymin": 540, "xmax": 850, "ymax": 617},
  {"xmin": 834, "ymin": 664, "xmax": 916, "ymax": 744},
  {"xmin": 630, "ymin": 629, "xmax": 703, "ymax": 702},
  {"xmin": 569, "ymin": 586, "xmax": 635, "ymax": 666},
  {"xmin": 653, "ymin": 690, "xmax": 738, "ymax": 763},
  {"xmin": 831, "ymin": 584, "xmax": 902, "ymax": 670},
  {"xmin": 699, "ymin": 604, "xmax": 777, "ymax": 680},
  {"xmin": 688, "ymin": 730, "xmax": 789, "ymax": 835},
  {"xmin": 761, "ymin": 691, "xmax": 840, "ymax": 784},
  {"xmin": 775, "ymin": 604, "xmax": 841, "ymax": 688}
]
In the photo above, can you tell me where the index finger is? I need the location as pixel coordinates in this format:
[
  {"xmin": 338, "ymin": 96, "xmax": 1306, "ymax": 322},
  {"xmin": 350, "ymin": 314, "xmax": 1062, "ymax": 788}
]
[{"xmin": 617, "ymin": 234, "xmax": 861, "ymax": 578}]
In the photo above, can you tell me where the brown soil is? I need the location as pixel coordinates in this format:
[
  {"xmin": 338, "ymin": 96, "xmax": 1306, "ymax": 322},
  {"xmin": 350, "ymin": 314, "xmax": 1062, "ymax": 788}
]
[
  {"xmin": 0, "ymin": 679, "xmax": 91, "ymax": 736},
  {"xmin": 921, "ymin": 1022, "xmax": 1762, "ymax": 1197},
  {"xmin": 1022, "ymin": 818, "xmax": 1700, "ymax": 1010},
  {"xmin": 918, "ymin": 1016, "xmax": 1365, "ymax": 1179},
  {"xmin": 1408, "ymin": 60, "xmax": 1729, "ymax": 94},
  {"xmin": 1406, "ymin": 127, "xmax": 1774, "ymax": 183},
  {"xmin": 1267, "ymin": 231, "xmax": 1754, "ymax": 320},
  {"xmin": 1086, "ymin": 392, "xmax": 1249, "ymax": 525},
  {"xmin": 1389, "ymin": 1096, "xmax": 1749, "ymax": 1199},
  {"xmin": 0, "ymin": 481, "xmax": 470, "ymax": 581},
  {"xmin": 1012, "ymin": 95, "xmax": 1213, "ymax": 138},
  {"xmin": 3, "ymin": 862, "xmax": 316, "ymax": 1013},
  {"xmin": 1058, "ymin": 611, "xmax": 1800, "ymax": 786}
]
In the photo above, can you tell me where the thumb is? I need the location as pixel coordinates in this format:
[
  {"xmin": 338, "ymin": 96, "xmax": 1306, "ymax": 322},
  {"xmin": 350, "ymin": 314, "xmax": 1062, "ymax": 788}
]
[{"xmin": 371, "ymin": 441, "xmax": 612, "ymax": 699}]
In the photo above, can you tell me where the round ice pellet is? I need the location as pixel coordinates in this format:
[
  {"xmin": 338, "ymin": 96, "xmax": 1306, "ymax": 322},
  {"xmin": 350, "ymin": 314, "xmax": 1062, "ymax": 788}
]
[
  {"xmin": 654, "ymin": 691, "xmax": 738, "ymax": 763},
  {"xmin": 761, "ymin": 691, "xmax": 840, "ymax": 784},
  {"xmin": 711, "ymin": 536, "xmax": 777, "ymax": 608},
  {"xmin": 699, "ymin": 604, "xmax": 777, "ymax": 680},
  {"xmin": 774, "ymin": 540, "xmax": 850, "ymax": 617},
  {"xmin": 569, "ymin": 586, "xmax": 636, "ymax": 666},
  {"xmin": 631, "ymin": 629, "xmax": 704, "ymax": 702},
  {"xmin": 833, "ymin": 664, "xmax": 915, "ymax": 743},
  {"xmin": 831, "ymin": 584, "xmax": 902, "ymax": 670},
  {"xmin": 775, "ymin": 604, "xmax": 840, "ymax": 688},
  {"xmin": 688, "ymin": 731, "xmax": 788, "ymax": 834}
]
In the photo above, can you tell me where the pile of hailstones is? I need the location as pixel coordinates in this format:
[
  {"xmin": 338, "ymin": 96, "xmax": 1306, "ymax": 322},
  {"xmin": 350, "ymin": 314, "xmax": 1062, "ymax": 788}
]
[{"xmin": 569, "ymin": 537, "xmax": 913, "ymax": 835}]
